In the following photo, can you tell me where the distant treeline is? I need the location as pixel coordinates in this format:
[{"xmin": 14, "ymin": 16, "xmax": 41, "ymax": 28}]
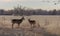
[{"xmin": 0, "ymin": 6, "xmax": 60, "ymax": 16}]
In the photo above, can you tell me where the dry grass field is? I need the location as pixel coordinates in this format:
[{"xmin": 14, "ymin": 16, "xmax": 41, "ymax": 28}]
[{"xmin": 0, "ymin": 15, "xmax": 60, "ymax": 36}]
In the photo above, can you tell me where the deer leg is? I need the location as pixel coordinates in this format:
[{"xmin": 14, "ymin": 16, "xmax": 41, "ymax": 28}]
[
  {"xmin": 30, "ymin": 24, "xmax": 33, "ymax": 28},
  {"xmin": 33, "ymin": 24, "xmax": 35, "ymax": 28},
  {"xmin": 31, "ymin": 24, "xmax": 33, "ymax": 30},
  {"xmin": 12, "ymin": 24, "xmax": 14, "ymax": 29},
  {"xmin": 18, "ymin": 24, "xmax": 20, "ymax": 28},
  {"xmin": 32, "ymin": 24, "xmax": 33, "ymax": 28}
]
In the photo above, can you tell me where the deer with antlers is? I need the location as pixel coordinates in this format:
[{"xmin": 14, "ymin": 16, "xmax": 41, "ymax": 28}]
[{"xmin": 11, "ymin": 16, "xmax": 25, "ymax": 29}]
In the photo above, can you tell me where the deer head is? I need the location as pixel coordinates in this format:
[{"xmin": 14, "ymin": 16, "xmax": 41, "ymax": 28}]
[{"xmin": 22, "ymin": 16, "xmax": 25, "ymax": 20}]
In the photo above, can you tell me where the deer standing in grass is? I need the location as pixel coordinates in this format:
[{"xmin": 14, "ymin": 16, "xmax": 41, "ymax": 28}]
[
  {"xmin": 11, "ymin": 16, "xmax": 25, "ymax": 29},
  {"xmin": 28, "ymin": 18, "xmax": 36, "ymax": 28}
]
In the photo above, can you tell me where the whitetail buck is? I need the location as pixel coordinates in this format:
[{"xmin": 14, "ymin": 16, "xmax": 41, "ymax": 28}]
[
  {"xmin": 28, "ymin": 19, "xmax": 36, "ymax": 28},
  {"xmin": 11, "ymin": 16, "xmax": 25, "ymax": 29}
]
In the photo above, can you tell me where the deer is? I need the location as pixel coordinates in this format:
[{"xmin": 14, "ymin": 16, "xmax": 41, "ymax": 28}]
[
  {"xmin": 11, "ymin": 16, "xmax": 25, "ymax": 29},
  {"xmin": 28, "ymin": 18, "xmax": 36, "ymax": 28}
]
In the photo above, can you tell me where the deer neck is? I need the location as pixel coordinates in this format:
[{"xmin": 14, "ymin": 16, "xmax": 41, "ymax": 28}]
[{"xmin": 21, "ymin": 18, "xmax": 24, "ymax": 20}]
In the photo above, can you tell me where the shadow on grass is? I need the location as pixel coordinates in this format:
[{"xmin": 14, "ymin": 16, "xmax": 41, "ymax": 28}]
[
  {"xmin": 43, "ymin": 31, "xmax": 59, "ymax": 36},
  {"xmin": 28, "ymin": 27, "xmax": 60, "ymax": 36},
  {"xmin": 40, "ymin": 27, "xmax": 60, "ymax": 36},
  {"xmin": 0, "ymin": 27, "xmax": 59, "ymax": 36}
]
